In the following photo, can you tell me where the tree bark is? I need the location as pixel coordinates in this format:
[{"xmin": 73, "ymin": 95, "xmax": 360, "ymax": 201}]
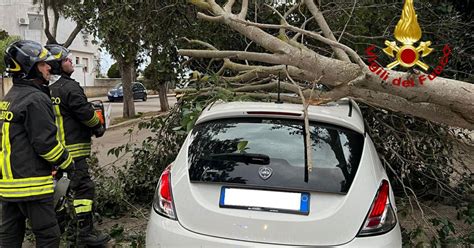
[
  {"xmin": 52, "ymin": 4, "xmax": 60, "ymax": 39},
  {"xmin": 43, "ymin": 2, "xmax": 58, "ymax": 44},
  {"xmin": 158, "ymin": 82, "xmax": 169, "ymax": 112},
  {"xmin": 119, "ymin": 59, "xmax": 136, "ymax": 118}
]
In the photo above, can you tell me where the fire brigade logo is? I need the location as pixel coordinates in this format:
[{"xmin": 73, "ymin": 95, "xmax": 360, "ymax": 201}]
[
  {"xmin": 365, "ymin": 0, "xmax": 451, "ymax": 87},
  {"xmin": 383, "ymin": 0, "xmax": 433, "ymax": 71}
]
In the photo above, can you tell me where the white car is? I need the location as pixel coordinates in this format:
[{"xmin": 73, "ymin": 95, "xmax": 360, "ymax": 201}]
[{"xmin": 146, "ymin": 100, "xmax": 402, "ymax": 247}]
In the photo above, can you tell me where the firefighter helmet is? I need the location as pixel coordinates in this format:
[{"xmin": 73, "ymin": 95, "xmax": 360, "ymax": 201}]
[
  {"xmin": 45, "ymin": 44, "xmax": 71, "ymax": 74},
  {"xmin": 4, "ymin": 40, "xmax": 54, "ymax": 78},
  {"xmin": 44, "ymin": 44, "xmax": 70, "ymax": 61}
]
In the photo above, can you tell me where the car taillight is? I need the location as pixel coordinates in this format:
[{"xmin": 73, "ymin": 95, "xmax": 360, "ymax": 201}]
[
  {"xmin": 152, "ymin": 165, "xmax": 176, "ymax": 220},
  {"xmin": 357, "ymin": 180, "xmax": 397, "ymax": 236}
]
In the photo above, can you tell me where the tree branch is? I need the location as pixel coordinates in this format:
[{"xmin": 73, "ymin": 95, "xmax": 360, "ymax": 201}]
[
  {"xmin": 220, "ymin": 60, "xmax": 326, "ymax": 84},
  {"xmin": 181, "ymin": 37, "xmax": 218, "ymax": 50},
  {"xmin": 43, "ymin": 2, "xmax": 58, "ymax": 44},
  {"xmin": 197, "ymin": 12, "xmax": 224, "ymax": 22},
  {"xmin": 304, "ymin": 0, "xmax": 351, "ymax": 62},
  {"xmin": 360, "ymin": 71, "xmax": 474, "ymax": 125},
  {"xmin": 351, "ymin": 88, "xmax": 474, "ymax": 129},
  {"xmin": 178, "ymin": 49, "xmax": 285, "ymax": 65},
  {"xmin": 286, "ymin": 67, "xmax": 313, "ymax": 173},
  {"xmin": 188, "ymin": 0, "xmax": 211, "ymax": 10},
  {"xmin": 238, "ymin": 0, "xmax": 249, "ymax": 19},
  {"xmin": 223, "ymin": 0, "xmax": 235, "ymax": 12},
  {"xmin": 62, "ymin": 23, "xmax": 83, "ymax": 48},
  {"xmin": 234, "ymin": 80, "xmax": 300, "ymax": 93},
  {"xmin": 232, "ymin": 17, "xmax": 367, "ymax": 69},
  {"xmin": 337, "ymin": 0, "xmax": 357, "ymax": 42},
  {"xmin": 292, "ymin": 17, "xmax": 314, "ymax": 42},
  {"xmin": 52, "ymin": 4, "xmax": 60, "ymax": 39}
]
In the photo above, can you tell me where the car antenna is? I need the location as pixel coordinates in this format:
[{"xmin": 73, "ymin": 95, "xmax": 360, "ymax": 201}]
[
  {"xmin": 276, "ymin": 72, "xmax": 283, "ymax": 104},
  {"xmin": 348, "ymin": 99, "xmax": 353, "ymax": 117}
]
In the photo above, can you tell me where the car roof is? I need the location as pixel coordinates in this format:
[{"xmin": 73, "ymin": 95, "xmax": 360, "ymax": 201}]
[
  {"xmin": 113, "ymin": 82, "xmax": 143, "ymax": 87},
  {"xmin": 116, "ymin": 82, "xmax": 142, "ymax": 84},
  {"xmin": 195, "ymin": 100, "xmax": 365, "ymax": 134}
]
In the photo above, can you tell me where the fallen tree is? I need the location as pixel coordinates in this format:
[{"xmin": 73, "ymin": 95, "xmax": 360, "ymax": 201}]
[{"xmin": 179, "ymin": 0, "xmax": 474, "ymax": 130}]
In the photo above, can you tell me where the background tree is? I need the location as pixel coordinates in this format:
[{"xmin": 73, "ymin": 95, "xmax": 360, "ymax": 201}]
[
  {"xmin": 0, "ymin": 30, "xmax": 20, "ymax": 73},
  {"xmin": 143, "ymin": 48, "xmax": 177, "ymax": 111},
  {"xmin": 73, "ymin": 1, "xmax": 150, "ymax": 118},
  {"xmin": 107, "ymin": 62, "xmax": 121, "ymax": 78},
  {"xmin": 0, "ymin": 29, "xmax": 8, "ymax": 40},
  {"xmin": 140, "ymin": 1, "xmax": 196, "ymax": 112},
  {"xmin": 139, "ymin": 0, "xmax": 262, "ymax": 111}
]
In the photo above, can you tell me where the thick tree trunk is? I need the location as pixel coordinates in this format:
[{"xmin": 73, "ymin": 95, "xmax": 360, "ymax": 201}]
[
  {"xmin": 132, "ymin": 67, "xmax": 137, "ymax": 82},
  {"xmin": 158, "ymin": 82, "xmax": 169, "ymax": 112},
  {"xmin": 119, "ymin": 59, "xmax": 136, "ymax": 118}
]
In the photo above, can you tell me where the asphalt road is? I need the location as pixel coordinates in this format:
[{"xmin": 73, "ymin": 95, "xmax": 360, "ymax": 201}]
[{"xmin": 89, "ymin": 95, "xmax": 177, "ymax": 123}]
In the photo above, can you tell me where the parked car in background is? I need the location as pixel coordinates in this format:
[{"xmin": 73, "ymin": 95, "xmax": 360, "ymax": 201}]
[
  {"xmin": 146, "ymin": 100, "xmax": 402, "ymax": 247},
  {"xmin": 107, "ymin": 82, "xmax": 147, "ymax": 102}
]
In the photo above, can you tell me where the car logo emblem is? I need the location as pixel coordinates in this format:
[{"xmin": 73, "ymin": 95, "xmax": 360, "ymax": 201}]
[{"xmin": 258, "ymin": 166, "xmax": 273, "ymax": 180}]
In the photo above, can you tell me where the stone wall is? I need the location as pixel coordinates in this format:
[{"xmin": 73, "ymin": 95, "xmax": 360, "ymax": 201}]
[
  {"xmin": 84, "ymin": 86, "xmax": 111, "ymax": 98},
  {"xmin": 1, "ymin": 77, "xmax": 13, "ymax": 97},
  {"xmin": 94, "ymin": 78, "xmax": 121, "ymax": 87},
  {"xmin": 83, "ymin": 78, "xmax": 122, "ymax": 97}
]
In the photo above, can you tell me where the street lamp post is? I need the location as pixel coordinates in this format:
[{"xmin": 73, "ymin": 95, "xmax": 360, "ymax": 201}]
[{"xmin": 83, "ymin": 66, "xmax": 87, "ymax": 87}]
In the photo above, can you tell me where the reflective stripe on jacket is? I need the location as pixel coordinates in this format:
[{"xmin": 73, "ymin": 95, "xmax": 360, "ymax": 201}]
[
  {"xmin": 49, "ymin": 74, "xmax": 100, "ymax": 160},
  {"xmin": 0, "ymin": 79, "xmax": 73, "ymax": 201}
]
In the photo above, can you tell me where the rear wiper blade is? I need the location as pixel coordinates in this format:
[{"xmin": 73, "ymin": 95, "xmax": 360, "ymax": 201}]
[{"xmin": 209, "ymin": 153, "xmax": 270, "ymax": 165}]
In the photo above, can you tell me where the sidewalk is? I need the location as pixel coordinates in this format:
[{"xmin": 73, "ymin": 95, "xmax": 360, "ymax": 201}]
[{"xmin": 88, "ymin": 93, "xmax": 176, "ymax": 101}]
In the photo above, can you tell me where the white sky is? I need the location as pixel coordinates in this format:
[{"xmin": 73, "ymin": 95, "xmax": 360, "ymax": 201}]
[
  {"xmin": 99, "ymin": 50, "xmax": 114, "ymax": 74},
  {"xmin": 99, "ymin": 49, "xmax": 149, "ymax": 75}
]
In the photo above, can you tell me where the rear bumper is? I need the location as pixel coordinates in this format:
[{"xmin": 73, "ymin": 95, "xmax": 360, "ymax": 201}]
[
  {"xmin": 108, "ymin": 96, "xmax": 123, "ymax": 101},
  {"xmin": 146, "ymin": 210, "xmax": 402, "ymax": 248}
]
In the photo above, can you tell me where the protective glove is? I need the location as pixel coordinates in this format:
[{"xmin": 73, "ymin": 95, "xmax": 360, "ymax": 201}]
[
  {"xmin": 93, "ymin": 125, "xmax": 105, "ymax": 138},
  {"xmin": 55, "ymin": 161, "xmax": 76, "ymax": 180}
]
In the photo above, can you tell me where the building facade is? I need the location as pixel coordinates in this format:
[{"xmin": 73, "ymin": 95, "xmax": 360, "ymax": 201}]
[{"xmin": 0, "ymin": 0, "xmax": 99, "ymax": 86}]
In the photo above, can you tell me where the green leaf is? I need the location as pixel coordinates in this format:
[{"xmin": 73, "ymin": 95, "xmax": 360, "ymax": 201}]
[
  {"xmin": 109, "ymin": 224, "xmax": 124, "ymax": 239},
  {"xmin": 196, "ymin": 103, "xmax": 203, "ymax": 112},
  {"xmin": 107, "ymin": 148, "xmax": 114, "ymax": 156},
  {"xmin": 114, "ymin": 147, "xmax": 120, "ymax": 158},
  {"xmin": 237, "ymin": 140, "xmax": 248, "ymax": 153},
  {"xmin": 414, "ymin": 242, "xmax": 425, "ymax": 248},
  {"xmin": 186, "ymin": 120, "xmax": 194, "ymax": 132}
]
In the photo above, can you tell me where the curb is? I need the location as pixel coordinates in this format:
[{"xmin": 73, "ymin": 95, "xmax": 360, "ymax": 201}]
[
  {"xmin": 107, "ymin": 116, "xmax": 152, "ymax": 131},
  {"xmin": 89, "ymin": 94, "xmax": 176, "ymax": 101},
  {"xmin": 106, "ymin": 112, "xmax": 168, "ymax": 131}
]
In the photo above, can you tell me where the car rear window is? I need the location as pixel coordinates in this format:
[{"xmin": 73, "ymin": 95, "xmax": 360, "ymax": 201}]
[{"xmin": 188, "ymin": 118, "xmax": 364, "ymax": 194}]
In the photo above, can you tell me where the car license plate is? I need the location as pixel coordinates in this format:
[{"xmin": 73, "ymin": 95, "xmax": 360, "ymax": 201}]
[
  {"xmin": 114, "ymin": 94, "xmax": 118, "ymax": 97},
  {"xmin": 219, "ymin": 187, "xmax": 310, "ymax": 215}
]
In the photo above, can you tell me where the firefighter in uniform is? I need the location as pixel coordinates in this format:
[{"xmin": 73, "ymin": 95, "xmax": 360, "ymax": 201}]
[
  {"xmin": 45, "ymin": 44, "xmax": 109, "ymax": 246},
  {"xmin": 0, "ymin": 40, "xmax": 74, "ymax": 247}
]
